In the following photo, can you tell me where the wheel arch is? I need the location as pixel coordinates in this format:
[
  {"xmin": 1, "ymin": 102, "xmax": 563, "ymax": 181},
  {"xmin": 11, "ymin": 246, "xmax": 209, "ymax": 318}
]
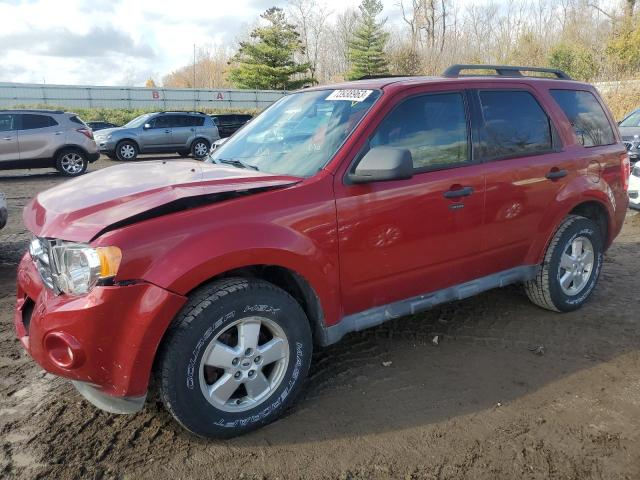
[
  {"xmin": 115, "ymin": 137, "xmax": 140, "ymax": 150},
  {"xmin": 528, "ymin": 193, "xmax": 613, "ymax": 265},
  {"xmin": 53, "ymin": 144, "xmax": 91, "ymax": 160},
  {"xmin": 183, "ymin": 264, "xmax": 326, "ymax": 346}
]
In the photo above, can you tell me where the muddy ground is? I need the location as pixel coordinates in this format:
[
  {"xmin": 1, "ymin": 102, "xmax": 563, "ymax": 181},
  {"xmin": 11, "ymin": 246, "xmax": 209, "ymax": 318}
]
[{"xmin": 1, "ymin": 157, "xmax": 639, "ymax": 480}]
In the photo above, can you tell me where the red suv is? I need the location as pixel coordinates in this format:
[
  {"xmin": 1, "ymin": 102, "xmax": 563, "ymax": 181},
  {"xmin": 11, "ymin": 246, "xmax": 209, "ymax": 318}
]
[{"xmin": 14, "ymin": 65, "xmax": 630, "ymax": 438}]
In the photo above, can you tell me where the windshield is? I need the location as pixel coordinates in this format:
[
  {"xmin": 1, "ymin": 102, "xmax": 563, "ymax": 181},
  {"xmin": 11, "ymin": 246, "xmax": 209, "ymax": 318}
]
[
  {"xmin": 620, "ymin": 110, "xmax": 640, "ymax": 127},
  {"xmin": 123, "ymin": 113, "xmax": 152, "ymax": 128},
  {"xmin": 206, "ymin": 89, "xmax": 380, "ymax": 176}
]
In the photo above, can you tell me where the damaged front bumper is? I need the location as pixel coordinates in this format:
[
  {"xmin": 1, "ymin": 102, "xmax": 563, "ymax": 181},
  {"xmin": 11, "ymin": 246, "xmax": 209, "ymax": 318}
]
[{"xmin": 14, "ymin": 253, "xmax": 186, "ymax": 412}]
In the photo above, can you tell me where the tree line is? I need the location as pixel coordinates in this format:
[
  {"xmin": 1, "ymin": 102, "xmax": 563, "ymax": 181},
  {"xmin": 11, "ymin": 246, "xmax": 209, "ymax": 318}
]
[{"xmin": 160, "ymin": 0, "xmax": 640, "ymax": 91}]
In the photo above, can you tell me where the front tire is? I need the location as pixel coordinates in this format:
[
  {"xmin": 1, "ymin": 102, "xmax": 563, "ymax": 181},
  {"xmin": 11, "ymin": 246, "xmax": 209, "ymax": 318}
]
[
  {"xmin": 115, "ymin": 140, "xmax": 138, "ymax": 161},
  {"xmin": 525, "ymin": 215, "xmax": 603, "ymax": 312},
  {"xmin": 55, "ymin": 148, "xmax": 88, "ymax": 176},
  {"xmin": 157, "ymin": 278, "xmax": 312, "ymax": 438},
  {"xmin": 191, "ymin": 139, "xmax": 210, "ymax": 158}
]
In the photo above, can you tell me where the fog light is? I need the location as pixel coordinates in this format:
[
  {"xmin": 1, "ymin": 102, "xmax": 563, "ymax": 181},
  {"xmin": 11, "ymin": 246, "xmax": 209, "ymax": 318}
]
[{"xmin": 43, "ymin": 332, "xmax": 85, "ymax": 369}]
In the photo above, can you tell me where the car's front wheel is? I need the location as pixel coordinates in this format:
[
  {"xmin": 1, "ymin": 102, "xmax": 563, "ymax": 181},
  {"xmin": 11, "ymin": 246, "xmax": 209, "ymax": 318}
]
[
  {"xmin": 55, "ymin": 148, "xmax": 88, "ymax": 176},
  {"xmin": 157, "ymin": 278, "xmax": 312, "ymax": 438},
  {"xmin": 525, "ymin": 215, "xmax": 604, "ymax": 312},
  {"xmin": 191, "ymin": 139, "xmax": 210, "ymax": 158},
  {"xmin": 115, "ymin": 140, "xmax": 138, "ymax": 161}
]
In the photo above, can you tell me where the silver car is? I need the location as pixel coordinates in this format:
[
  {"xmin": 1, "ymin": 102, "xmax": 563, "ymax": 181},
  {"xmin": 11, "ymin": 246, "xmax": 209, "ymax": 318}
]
[
  {"xmin": 94, "ymin": 111, "xmax": 219, "ymax": 161},
  {"xmin": 0, "ymin": 109, "xmax": 99, "ymax": 176}
]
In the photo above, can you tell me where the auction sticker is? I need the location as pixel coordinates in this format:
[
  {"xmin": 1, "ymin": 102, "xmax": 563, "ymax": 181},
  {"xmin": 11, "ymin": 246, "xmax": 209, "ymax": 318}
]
[{"xmin": 326, "ymin": 89, "xmax": 373, "ymax": 102}]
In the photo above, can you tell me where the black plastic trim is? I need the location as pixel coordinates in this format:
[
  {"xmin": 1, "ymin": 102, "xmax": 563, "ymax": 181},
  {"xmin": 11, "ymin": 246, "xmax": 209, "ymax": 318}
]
[{"xmin": 318, "ymin": 265, "xmax": 539, "ymax": 346}]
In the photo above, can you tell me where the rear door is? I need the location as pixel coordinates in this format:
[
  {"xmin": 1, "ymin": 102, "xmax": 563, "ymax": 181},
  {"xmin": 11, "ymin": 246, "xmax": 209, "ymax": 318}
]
[
  {"xmin": 0, "ymin": 113, "xmax": 19, "ymax": 163},
  {"xmin": 475, "ymin": 88, "xmax": 578, "ymax": 272},
  {"xmin": 16, "ymin": 114, "xmax": 61, "ymax": 160},
  {"xmin": 170, "ymin": 115, "xmax": 196, "ymax": 148},
  {"xmin": 334, "ymin": 90, "xmax": 487, "ymax": 315}
]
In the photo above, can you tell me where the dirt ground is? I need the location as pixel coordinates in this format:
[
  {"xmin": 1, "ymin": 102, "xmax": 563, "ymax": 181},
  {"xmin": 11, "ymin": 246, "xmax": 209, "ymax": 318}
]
[{"xmin": 1, "ymin": 157, "xmax": 639, "ymax": 480}]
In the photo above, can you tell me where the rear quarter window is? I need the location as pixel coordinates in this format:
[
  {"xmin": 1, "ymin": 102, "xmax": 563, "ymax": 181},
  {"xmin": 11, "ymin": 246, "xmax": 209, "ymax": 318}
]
[
  {"xmin": 69, "ymin": 115, "xmax": 86, "ymax": 125},
  {"xmin": 477, "ymin": 90, "xmax": 553, "ymax": 161},
  {"xmin": 550, "ymin": 89, "xmax": 615, "ymax": 147}
]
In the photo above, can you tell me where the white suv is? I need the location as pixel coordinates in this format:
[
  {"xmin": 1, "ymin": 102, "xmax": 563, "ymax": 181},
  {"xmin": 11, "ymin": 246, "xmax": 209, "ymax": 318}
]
[{"xmin": 0, "ymin": 109, "xmax": 99, "ymax": 176}]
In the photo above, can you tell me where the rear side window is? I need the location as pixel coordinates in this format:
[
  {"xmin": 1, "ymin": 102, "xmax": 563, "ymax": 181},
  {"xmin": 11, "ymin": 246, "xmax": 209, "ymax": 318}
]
[
  {"xmin": 192, "ymin": 116, "xmax": 205, "ymax": 127},
  {"xmin": 0, "ymin": 113, "xmax": 16, "ymax": 131},
  {"xmin": 477, "ymin": 90, "xmax": 552, "ymax": 160},
  {"xmin": 370, "ymin": 92, "xmax": 469, "ymax": 171},
  {"xmin": 20, "ymin": 114, "xmax": 58, "ymax": 130},
  {"xmin": 550, "ymin": 90, "xmax": 615, "ymax": 147}
]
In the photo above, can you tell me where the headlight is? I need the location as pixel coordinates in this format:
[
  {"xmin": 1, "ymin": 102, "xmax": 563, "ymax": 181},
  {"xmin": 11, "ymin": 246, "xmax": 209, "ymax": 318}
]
[{"xmin": 29, "ymin": 238, "xmax": 122, "ymax": 296}]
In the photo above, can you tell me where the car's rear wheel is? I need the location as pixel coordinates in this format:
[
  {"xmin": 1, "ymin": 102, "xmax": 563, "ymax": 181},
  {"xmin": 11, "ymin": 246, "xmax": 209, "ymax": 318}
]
[
  {"xmin": 191, "ymin": 139, "xmax": 210, "ymax": 158},
  {"xmin": 115, "ymin": 140, "xmax": 138, "ymax": 161},
  {"xmin": 157, "ymin": 278, "xmax": 312, "ymax": 438},
  {"xmin": 55, "ymin": 148, "xmax": 88, "ymax": 176},
  {"xmin": 525, "ymin": 215, "xmax": 603, "ymax": 312}
]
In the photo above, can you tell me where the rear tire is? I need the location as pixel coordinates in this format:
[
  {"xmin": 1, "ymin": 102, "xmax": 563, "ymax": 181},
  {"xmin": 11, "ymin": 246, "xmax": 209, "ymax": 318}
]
[
  {"xmin": 525, "ymin": 215, "xmax": 603, "ymax": 312},
  {"xmin": 191, "ymin": 139, "xmax": 210, "ymax": 158},
  {"xmin": 157, "ymin": 278, "xmax": 312, "ymax": 438},
  {"xmin": 115, "ymin": 140, "xmax": 138, "ymax": 161},
  {"xmin": 55, "ymin": 148, "xmax": 88, "ymax": 176}
]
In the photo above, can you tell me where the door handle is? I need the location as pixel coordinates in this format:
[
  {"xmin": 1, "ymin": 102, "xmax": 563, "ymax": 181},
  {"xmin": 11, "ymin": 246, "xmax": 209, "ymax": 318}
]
[
  {"xmin": 54, "ymin": 131, "xmax": 63, "ymax": 135},
  {"xmin": 190, "ymin": 128, "xmax": 195, "ymax": 132},
  {"xmin": 546, "ymin": 168, "xmax": 568, "ymax": 180},
  {"xmin": 165, "ymin": 129, "xmax": 171, "ymax": 133},
  {"xmin": 2, "ymin": 137, "xmax": 12, "ymax": 141},
  {"xmin": 443, "ymin": 186, "xmax": 474, "ymax": 199}
]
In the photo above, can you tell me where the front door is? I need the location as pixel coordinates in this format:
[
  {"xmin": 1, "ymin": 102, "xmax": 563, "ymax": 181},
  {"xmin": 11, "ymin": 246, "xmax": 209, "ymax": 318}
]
[
  {"xmin": 141, "ymin": 115, "xmax": 174, "ymax": 150},
  {"xmin": 334, "ymin": 91, "xmax": 487, "ymax": 315}
]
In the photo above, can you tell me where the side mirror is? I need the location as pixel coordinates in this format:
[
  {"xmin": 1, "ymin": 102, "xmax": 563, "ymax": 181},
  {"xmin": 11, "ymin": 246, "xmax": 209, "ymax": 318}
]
[
  {"xmin": 348, "ymin": 146, "xmax": 413, "ymax": 184},
  {"xmin": 143, "ymin": 123, "xmax": 151, "ymax": 129}
]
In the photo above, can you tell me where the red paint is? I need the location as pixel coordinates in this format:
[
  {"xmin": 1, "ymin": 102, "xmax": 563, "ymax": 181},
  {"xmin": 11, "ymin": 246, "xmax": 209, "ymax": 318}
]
[{"xmin": 16, "ymin": 76, "xmax": 628, "ymax": 400}]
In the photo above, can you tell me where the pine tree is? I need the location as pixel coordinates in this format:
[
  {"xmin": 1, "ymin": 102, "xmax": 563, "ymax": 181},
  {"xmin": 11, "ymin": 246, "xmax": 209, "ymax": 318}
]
[
  {"xmin": 228, "ymin": 7, "xmax": 314, "ymax": 90},
  {"xmin": 347, "ymin": 0, "xmax": 389, "ymax": 80}
]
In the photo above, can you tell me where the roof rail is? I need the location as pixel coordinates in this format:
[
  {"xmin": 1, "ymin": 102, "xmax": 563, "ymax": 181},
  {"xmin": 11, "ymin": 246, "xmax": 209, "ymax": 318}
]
[
  {"xmin": 442, "ymin": 64, "xmax": 572, "ymax": 80},
  {"xmin": 0, "ymin": 108, "xmax": 65, "ymax": 114},
  {"xmin": 158, "ymin": 111, "xmax": 207, "ymax": 115}
]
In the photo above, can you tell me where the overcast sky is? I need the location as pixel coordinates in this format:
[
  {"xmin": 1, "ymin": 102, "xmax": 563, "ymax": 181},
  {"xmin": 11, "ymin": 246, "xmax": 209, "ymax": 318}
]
[{"xmin": 0, "ymin": 0, "xmax": 620, "ymax": 86}]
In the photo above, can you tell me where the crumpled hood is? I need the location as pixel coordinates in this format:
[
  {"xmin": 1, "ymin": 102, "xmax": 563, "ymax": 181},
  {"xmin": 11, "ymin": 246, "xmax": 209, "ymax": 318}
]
[{"xmin": 24, "ymin": 160, "xmax": 301, "ymax": 242}]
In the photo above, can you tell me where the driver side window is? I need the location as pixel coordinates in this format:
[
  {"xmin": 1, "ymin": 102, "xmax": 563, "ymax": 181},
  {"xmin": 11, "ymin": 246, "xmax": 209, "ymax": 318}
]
[{"xmin": 370, "ymin": 92, "xmax": 470, "ymax": 171}]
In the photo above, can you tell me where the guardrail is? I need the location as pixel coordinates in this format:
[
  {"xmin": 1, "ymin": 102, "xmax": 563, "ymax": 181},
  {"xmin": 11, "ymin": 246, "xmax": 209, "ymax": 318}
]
[{"xmin": 0, "ymin": 82, "xmax": 287, "ymax": 110}]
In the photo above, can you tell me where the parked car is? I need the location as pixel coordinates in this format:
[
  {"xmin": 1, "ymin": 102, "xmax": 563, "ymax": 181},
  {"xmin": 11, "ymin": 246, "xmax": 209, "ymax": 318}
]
[
  {"xmin": 210, "ymin": 114, "xmax": 252, "ymax": 137},
  {"xmin": 15, "ymin": 65, "xmax": 630, "ymax": 439},
  {"xmin": 617, "ymin": 108, "xmax": 640, "ymax": 164},
  {"xmin": 0, "ymin": 109, "xmax": 99, "ymax": 176},
  {"xmin": 0, "ymin": 191, "xmax": 6, "ymax": 230},
  {"xmin": 629, "ymin": 163, "xmax": 640, "ymax": 210},
  {"xmin": 94, "ymin": 111, "xmax": 219, "ymax": 161},
  {"xmin": 86, "ymin": 121, "xmax": 118, "ymax": 131}
]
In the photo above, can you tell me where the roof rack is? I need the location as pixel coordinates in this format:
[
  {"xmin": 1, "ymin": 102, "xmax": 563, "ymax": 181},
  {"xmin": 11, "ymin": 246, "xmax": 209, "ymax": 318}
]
[
  {"xmin": 0, "ymin": 108, "xmax": 65, "ymax": 114},
  {"xmin": 158, "ymin": 111, "xmax": 206, "ymax": 115},
  {"xmin": 442, "ymin": 64, "xmax": 572, "ymax": 80}
]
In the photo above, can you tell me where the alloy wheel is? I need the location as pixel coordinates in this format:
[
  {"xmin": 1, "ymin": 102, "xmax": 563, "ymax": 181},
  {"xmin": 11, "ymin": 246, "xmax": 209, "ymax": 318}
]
[
  {"xmin": 198, "ymin": 316, "xmax": 289, "ymax": 412},
  {"xmin": 60, "ymin": 152, "xmax": 85, "ymax": 175},
  {"xmin": 558, "ymin": 236, "xmax": 595, "ymax": 296}
]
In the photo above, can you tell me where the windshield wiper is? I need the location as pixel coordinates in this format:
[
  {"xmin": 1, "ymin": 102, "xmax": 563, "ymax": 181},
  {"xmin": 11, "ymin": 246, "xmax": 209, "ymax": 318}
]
[{"xmin": 217, "ymin": 158, "xmax": 260, "ymax": 171}]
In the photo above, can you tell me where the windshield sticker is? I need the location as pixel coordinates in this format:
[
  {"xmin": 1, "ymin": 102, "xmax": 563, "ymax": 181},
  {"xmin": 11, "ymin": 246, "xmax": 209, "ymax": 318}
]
[{"xmin": 326, "ymin": 89, "xmax": 373, "ymax": 103}]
